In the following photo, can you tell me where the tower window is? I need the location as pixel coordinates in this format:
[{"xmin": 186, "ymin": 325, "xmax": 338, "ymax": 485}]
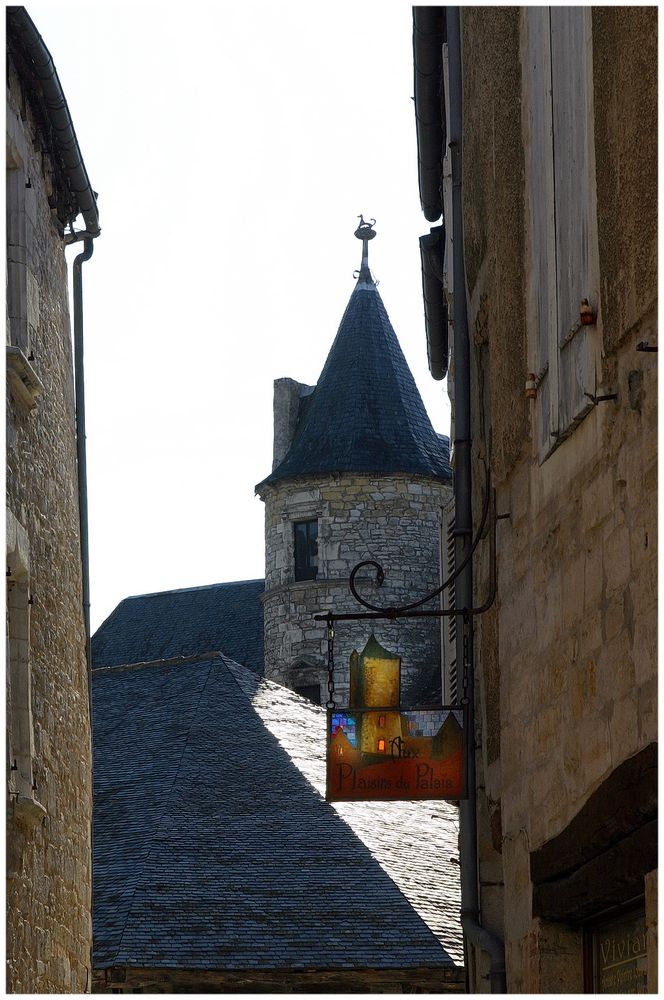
[
  {"xmin": 294, "ymin": 683, "xmax": 321, "ymax": 705},
  {"xmin": 294, "ymin": 519, "xmax": 318, "ymax": 581},
  {"xmin": 378, "ymin": 715, "xmax": 386, "ymax": 728},
  {"xmin": 377, "ymin": 739, "xmax": 386, "ymax": 753}
]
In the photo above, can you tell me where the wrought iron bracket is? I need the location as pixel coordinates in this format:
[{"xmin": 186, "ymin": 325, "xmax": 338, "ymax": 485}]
[
  {"xmin": 315, "ymin": 465, "xmax": 498, "ymax": 626},
  {"xmin": 584, "ymin": 390, "xmax": 618, "ymax": 405}
]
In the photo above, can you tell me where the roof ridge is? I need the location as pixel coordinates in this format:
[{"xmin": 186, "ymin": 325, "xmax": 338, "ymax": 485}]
[
  {"xmin": 123, "ymin": 578, "xmax": 264, "ymax": 602},
  {"xmin": 92, "ymin": 651, "xmax": 223, "ymax": 674}
]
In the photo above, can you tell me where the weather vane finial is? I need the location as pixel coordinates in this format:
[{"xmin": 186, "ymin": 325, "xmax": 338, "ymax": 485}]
[{"xmin": 354, "ymin": 216, "xmax": 376, "ymax": 281}]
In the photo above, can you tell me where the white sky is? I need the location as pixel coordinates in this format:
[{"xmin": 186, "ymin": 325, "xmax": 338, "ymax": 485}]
[{"xmin": 26, "ymin": 1, "xmax": 451, "ymax": 631}]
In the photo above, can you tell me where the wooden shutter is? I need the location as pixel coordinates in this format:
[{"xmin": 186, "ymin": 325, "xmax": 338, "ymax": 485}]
[
  {"xmin": 550, "ymin": 6, "xmax": 598, "ymax": 433},
  {"xmin": 524, "ymin": 7, "xmax": 599, "ymax": 455},
  {"xmin": 523, "ymin": 8, "xmax": 558, "ymax": 456}
]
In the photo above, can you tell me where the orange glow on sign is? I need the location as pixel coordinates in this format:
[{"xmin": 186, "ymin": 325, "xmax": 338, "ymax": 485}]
[
  {"xmin": 327, "ymin": 707, "xmax": 466, "ymax": 802},
  {"xmin": 327, "ymin": 635, "xmax": 467, "ymax": 801}
]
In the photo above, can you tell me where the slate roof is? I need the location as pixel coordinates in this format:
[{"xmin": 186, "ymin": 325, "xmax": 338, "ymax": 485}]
[
  {"xmin": 91, "ymin": 580, "xmax": 264, "ymax": 673},
  {"xmin": 257, "ymin": 275, "xmax": 452, "ymax": 489},
  {"xmin": 92, "ymin": 653, "xmax": 463, "ymax": 976}
]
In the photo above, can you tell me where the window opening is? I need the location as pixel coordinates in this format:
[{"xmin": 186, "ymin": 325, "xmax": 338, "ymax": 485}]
[
  {"xmin": 7, "ymin": 563, "xmax": 35, "ymax": 798},
  {"xmin": 294, "ymin": 683, "xmax": 321, "ymax": 705},
  {"xmin": 294, "ymin": 519, "xmax": 318, "ymax": 581}
]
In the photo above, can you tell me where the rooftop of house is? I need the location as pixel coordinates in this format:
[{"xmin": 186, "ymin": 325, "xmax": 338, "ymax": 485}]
[
  {"xmin": 257, "ymin": 228, "xmax": 452, "ymax": 491},
  {"xmin": 92, "ymin": 653, "xmax": 463, "ymax": 984},
  {"xmin": 91, "ymin": 579, "xmax": 265, "ymax": 673}
]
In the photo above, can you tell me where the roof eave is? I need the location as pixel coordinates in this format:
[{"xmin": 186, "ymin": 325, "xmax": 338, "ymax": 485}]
[
  {"xmin": 6, "ymin": 6, "xmax": 100, "ymax": 236},
  {"xmin": 420, "ymin": 226, "xmax": 448, "ymax": 380},
  {"xmin": 413, "ymin": 7, "xmax": 447, "ymax": 223}
]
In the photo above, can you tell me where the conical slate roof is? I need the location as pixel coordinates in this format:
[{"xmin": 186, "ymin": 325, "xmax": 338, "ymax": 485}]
[{"xmin": 257, "ymin": 268, "xmax": 451, "ymax": 489}]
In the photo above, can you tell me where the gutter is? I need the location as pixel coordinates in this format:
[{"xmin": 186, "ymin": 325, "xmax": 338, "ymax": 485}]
[
  {"xmin": 419, "ymin": 225, "xmax": 448, "ymax": 380},
  {"xmin": 446, "ymin": 8, "xmax": 506, "ymax": 992},
  {"xmin": 413, "ymin": 11, "xmax": 448, "ymax": 380},
  {"xmin": 413, "ymin": 7, "xmax": 446, "ymax": 222},
  {"xmin": 6, "ymin": 7, "xmax": 100, "ymax": 237}
]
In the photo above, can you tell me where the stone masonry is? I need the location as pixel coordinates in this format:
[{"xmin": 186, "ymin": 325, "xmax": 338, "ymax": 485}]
[
  {"xmin": 6, "ymin": 52, "xmax": 93, "ymax": 993},
  {"xmin": 451, "ymin": 7, "xmax": 657, "ymax": 992},
  {"xmin": 260, "ymin": 473, "xmax": 452, "ymax": 705}
]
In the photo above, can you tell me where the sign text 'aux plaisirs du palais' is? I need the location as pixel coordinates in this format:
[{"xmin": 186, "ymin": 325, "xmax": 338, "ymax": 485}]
[{"xmin": 325, "ymin": 635, "xmax": 467, "ymax": 802}]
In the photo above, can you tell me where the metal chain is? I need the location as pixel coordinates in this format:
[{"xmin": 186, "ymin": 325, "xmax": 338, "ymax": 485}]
[{"xmin": 325, "ymin": 614, "xmax": 336, "ymax": 709}]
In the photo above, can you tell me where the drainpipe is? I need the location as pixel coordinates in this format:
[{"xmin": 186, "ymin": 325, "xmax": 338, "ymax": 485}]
[
  {"xmin": 72, "ymin": 237, "xmax": 95, "ymax": 719},
  {"xmin": 447, "ymin": 8, "xmax": 507, "ymax": 993}
]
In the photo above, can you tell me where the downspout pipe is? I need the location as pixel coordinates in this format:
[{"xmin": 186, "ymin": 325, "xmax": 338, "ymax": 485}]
[
  {"xmin": 447, "ymin": 8, "xmax": 507, "ymax": 993},
  {"xmin": 72, "ymin": 238, "xmax": 95, "ymax": 720}
]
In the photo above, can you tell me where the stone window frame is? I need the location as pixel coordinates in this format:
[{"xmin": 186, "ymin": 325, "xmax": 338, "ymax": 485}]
[
  {"xmin": 6, "ymin": 510, "xmax": 46, "ymax": 827},
  {"xmin": 292, "ymin": 656, "xmax": 326, "ymax": 707},
  {"xmin": 6, "ymin": 143, "xmax": 29, "ymax": 353},
  {"xmin": 6, "ymin": 133, "xmax": 42, "ymax": 411},
  {"xmin": 522, "ymin": 6, "xmax": 601, "ymax": 462},
  {"xmin": 279, "ymin": 493, "xmax": 326, "ymax": 584}
]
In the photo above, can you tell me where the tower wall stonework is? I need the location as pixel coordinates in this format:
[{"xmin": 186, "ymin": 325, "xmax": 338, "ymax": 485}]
[
  {"xmin": 6, "ymin": 59, "xmax": 93, "ymax": 993},
  {"xmin": 260, "ymin": 473, "xmax": 452, "ymax": 704}
]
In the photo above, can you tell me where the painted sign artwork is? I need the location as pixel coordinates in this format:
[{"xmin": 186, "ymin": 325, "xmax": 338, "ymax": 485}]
[
  {"xmin": 325, "ymin": 634, "xmax": 466, "ymax": 802},
  {"xmin": 326, "ymin": 706, "xmax": 466, "ymax": 802}
]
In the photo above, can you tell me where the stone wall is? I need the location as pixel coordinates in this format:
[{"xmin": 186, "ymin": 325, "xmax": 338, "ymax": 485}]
[
  {"xmin": 458, "ymin": 6, "xmax": 657, "ymax": 993},
  {"xmin": 259, "ymin": 474, "xmax": 452, "ymax": 705},
  {"xmin": 6, "ymin": 60, "xmax": 93, "ymax": 993}
]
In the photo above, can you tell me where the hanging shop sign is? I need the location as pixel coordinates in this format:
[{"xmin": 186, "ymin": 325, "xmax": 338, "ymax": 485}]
[
  {"xmin": 327, "ymin": 706, "xmax": 466, "ymax": 801},
  {"xmin": 325, "ymin": 635, "xmax": 466, "ymax": 802},
  {"xmin": 316, "ymin": 468, "xmax": 497, "ymax": 804}
]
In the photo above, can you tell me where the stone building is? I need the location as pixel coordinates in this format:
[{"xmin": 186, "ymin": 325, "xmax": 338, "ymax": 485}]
[
  {"xmin": 6, "ymin": 7, "xmax": 100, "ymax": 992},
  {"xmin": 256, "ymin": 222, "xmax": 453, "ymax": 706},
  {"xmin": 412, "ymin": 6, "xmax": 657, "ymax": 994}
]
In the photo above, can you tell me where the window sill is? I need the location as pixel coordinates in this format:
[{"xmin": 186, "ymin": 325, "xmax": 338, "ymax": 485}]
[
  {"xmin": 9, "ymin": 788, "xmax": 47, "ymax": 828},
  {"xmin": 6, "ymin": 345, "xmax": 44, "ymax": 411}
]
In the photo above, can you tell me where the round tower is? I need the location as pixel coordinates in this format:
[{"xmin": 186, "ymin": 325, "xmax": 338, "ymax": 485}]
[{"xmin": 256, "ymin": 221, "xmax": 452, "ymax": 706}]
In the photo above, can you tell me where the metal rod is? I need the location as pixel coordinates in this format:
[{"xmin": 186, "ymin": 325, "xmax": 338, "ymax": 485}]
[
  {"xmin": 314, "ymin": 491, "xmax": 497, "ymax": 625},
  {"xmin": 347, "ymin": 462, "xmax": 492, "ymax": 615},
  {"xmin": 447, "ymin": 7, "xmax": 506, "ymax": 992}
]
